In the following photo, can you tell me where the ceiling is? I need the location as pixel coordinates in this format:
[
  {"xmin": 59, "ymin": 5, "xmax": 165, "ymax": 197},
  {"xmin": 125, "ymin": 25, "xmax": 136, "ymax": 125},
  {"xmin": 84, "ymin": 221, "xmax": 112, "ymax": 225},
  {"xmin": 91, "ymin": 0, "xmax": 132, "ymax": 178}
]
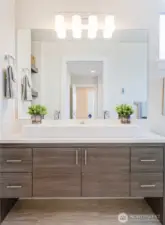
[
  {"xmin": 67, "ymin": 61, "xmax": 103, "ymax": 76},
  {"xmin": 32, "ymin": 29, "xmax": 148, "ymax": 42}
]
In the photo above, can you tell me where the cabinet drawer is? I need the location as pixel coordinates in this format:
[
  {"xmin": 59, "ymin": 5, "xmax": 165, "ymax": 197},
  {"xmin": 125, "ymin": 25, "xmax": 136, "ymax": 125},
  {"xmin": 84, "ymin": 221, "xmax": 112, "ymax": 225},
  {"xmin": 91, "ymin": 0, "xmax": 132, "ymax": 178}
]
[
  {"xmin": 131, "ymin": 173, "xmax": 163, "ymax": 197},
  {"xmin": 0, "ymin": 173, "xmax": 32, "ymax": 198},
  {"xmin": 0, "ymin": 148, "xmax": 32, "ymax": 172},
  {"xmin": 131, "ymin": 147, "xmax": 163, "ymax": 172}
]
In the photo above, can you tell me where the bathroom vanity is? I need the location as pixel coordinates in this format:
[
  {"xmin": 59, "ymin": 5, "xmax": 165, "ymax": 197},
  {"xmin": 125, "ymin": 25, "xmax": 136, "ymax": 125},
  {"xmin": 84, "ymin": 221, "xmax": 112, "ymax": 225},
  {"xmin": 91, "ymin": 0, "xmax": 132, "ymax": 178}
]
[{"xmin": 0, "ymin": 140, "xmax": 165, "ymax": 224}]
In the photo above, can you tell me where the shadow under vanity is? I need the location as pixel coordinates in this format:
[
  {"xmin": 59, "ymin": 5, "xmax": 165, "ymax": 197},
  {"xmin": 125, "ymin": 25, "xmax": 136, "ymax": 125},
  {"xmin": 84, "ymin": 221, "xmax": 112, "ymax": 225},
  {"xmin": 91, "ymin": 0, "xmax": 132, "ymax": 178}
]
[{"xmin": 0, "ymin": 142, "xmax": 165, "ymax": 224}]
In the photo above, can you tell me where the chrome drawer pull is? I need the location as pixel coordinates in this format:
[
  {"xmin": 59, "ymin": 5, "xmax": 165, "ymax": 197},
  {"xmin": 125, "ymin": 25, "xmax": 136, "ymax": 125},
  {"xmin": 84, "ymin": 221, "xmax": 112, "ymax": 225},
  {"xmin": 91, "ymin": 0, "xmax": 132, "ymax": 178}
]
[
  {"xmin": 6, "ymin": 160, "xmax": 22, "ymax": 163},
  {"xmin": 85, "ymin": 149, "xmax": 87, "ymax": 165},
  {"xmin": 140, "ymin": 159, "xmax": 156, "ymax": 162},
  {"xmin": 76, "ymin": 150, "xmax": 78, "ymax": 165},
  {"xmin": 6, "ymin": 185, "xmax": 22, "ymax": 189},
  {"xmin": 140, "ymin": 184, "xmax": 156, "ymax": 188}
]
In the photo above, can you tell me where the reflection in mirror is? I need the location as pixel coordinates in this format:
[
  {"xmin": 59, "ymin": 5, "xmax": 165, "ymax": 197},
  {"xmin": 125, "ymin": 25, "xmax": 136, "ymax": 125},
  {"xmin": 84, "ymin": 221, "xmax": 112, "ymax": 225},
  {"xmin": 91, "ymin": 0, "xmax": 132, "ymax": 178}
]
[
  {"xmin": 17, "ymin": 29, "xmax": 148, "ymax": 120},
  {"xmin": 68, "ymin": 61, "xmax": 102, "ymax": 119}
]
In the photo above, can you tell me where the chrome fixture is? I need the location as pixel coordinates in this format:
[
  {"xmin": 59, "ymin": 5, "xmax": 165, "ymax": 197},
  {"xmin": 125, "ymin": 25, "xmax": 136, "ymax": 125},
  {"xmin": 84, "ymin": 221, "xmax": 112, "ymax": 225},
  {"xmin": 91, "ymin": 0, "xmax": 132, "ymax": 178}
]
[
  {"xmin": 54, "ymin": 110, "xmax": 60, "ymax": 120},
  {"xmin": 104, "ymin": 110, "xmax": 110, "ymax": 119}
]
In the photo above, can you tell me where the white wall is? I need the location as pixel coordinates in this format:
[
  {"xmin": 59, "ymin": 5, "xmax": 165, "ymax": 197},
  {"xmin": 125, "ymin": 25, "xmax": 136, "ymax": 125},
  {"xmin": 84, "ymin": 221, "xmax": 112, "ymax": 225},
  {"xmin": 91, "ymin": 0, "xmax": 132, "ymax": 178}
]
[
  {"xmin": 15, "ymin": 0, "xmax": 158, "ymax": 30},
  {"xmin": 17, "ymin": 29, "xmax": 32, "ymax": 119},
  {"xmin": 32, "ymin": 40, "xmax": 147, "ymax": 119},
  {"xmin": 0, "ymin": 0, "xmax": 16, "ymax": 137}
]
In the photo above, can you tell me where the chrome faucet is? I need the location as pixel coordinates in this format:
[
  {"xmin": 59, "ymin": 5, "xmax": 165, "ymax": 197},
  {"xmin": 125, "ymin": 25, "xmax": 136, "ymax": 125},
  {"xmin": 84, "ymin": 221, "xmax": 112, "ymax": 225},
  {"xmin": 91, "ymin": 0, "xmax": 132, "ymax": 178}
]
[
  {"xmin": 54, "ymin": 110, "xmax": 60, "ymax": 120},
  {"xmin": 104, "ymin": 111, "xmax": 110, "ymax": 119}
]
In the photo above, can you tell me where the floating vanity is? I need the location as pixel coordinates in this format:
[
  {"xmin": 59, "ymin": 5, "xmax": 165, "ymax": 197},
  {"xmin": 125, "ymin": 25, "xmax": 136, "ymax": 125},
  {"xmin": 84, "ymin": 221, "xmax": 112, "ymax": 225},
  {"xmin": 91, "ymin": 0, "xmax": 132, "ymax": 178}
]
[{"xmin": 0, "ymin": 133, "xmax": 165, "ymax": 224}]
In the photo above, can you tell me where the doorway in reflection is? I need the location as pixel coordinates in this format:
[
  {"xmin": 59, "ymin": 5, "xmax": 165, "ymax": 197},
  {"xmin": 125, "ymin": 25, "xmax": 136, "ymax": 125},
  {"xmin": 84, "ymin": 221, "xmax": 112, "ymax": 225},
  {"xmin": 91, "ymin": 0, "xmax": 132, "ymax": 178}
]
[{"xmin": 68, "ymin": 61, "xmax": 103, "ymax": 119}]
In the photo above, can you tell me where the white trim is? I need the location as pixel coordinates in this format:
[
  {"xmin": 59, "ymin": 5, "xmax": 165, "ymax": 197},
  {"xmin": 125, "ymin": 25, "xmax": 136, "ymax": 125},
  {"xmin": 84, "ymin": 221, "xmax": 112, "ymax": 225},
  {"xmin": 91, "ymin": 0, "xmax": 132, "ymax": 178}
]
[{"xmin": 61, "ymin": 56, "xmax": 107, "ymax": 119}]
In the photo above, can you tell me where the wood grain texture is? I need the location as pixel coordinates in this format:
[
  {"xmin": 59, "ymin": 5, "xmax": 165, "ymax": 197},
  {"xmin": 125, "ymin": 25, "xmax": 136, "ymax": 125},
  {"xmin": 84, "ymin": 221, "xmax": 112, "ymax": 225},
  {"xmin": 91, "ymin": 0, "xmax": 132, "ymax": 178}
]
[
  {"xmin": 0, "ymin": 173, "xmax": 32, "ymax": 198},
  {"xmin": 2, "ymin": 199, "xmax": 161, "ymax": 225},
  {"xmin": 131, "ymin": 173, "xmax": 163, "ymax": 197},
  {"xmin": 82, "ymin": 147, "xmax": 130, "ymax": 197},
  {"xmin": 0, "ymin": 148, "xmax": 32, "ymax": 172},
  {"xmin": 33, "ymin": 148, "xmax": 81, "ymax": 197},
  {"xmin": 82, "ymin": 147, "xmax": 130, "ymax": 173},
  {"xmin": 82, "ymin": 173, "xmax": 129, "ymax": 197},
  {"xmin": 131, "ymin": 147, "xmax": 163, "ymax": 173}
]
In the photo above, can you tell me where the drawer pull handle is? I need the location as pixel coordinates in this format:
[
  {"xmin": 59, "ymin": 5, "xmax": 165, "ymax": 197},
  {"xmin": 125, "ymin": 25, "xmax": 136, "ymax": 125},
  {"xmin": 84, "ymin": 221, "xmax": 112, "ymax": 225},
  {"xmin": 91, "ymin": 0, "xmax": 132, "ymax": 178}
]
[
  {"xmin": 85, "ymin": 149, "xmax": 87, "ymax": 165},
  {"xmin": 6, "ymin": 185, "xmax": 22, "ymax": 189},
  {"xmin": 6, "ymin": 160, "xmax": 22, "ymax": 163},
  {"xmin": 140, "ymin": 159, "xmax": 156, "ymax": 162},
  {"xmin": 76, "ymin": 150, "xmax": 78, "ymax": 165},
  {"xmin": 140, "ymin": 184, "xmax": 156, "ymax": 188}
]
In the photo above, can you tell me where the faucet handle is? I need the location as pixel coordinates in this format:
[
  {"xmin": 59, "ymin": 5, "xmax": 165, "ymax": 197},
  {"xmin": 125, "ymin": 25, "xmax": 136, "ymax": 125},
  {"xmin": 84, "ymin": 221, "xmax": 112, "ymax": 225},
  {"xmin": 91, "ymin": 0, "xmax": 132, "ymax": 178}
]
[
  {"xmin": 104, "ymin": 110, "xmax": 110, "ymax": 119},
  {"xmin": 54, "ymin": 110, "xmax": 60, "ymax": 120}
]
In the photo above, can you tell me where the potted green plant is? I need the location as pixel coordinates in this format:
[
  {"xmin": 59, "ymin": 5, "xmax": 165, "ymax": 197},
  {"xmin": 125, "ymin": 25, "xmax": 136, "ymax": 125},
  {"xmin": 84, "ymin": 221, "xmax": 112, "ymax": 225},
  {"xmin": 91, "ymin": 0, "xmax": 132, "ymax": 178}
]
[
  {"xmin": 116, "ymin": 104, "xmax": 134, "ymax": 124},
  {"xmin": 28, "ymin": 105, "xmax": 47, "ymax": 124}
]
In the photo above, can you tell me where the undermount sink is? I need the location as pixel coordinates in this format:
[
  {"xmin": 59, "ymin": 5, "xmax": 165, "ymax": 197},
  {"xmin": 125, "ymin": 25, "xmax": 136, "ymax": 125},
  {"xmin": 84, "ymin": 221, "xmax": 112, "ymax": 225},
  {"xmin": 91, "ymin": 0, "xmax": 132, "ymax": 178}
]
[{"xmin": 22, "ymin": 122, "xmax": 142, "ymax": 138}]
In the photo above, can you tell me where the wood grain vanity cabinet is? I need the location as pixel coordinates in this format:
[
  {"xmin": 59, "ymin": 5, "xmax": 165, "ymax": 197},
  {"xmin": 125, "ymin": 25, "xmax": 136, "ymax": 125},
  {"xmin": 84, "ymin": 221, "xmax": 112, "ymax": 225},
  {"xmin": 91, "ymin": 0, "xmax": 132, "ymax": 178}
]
[
  {"xmin": 33, "ymin": 148, "xmax": 81, "ymax": 197},
  {"xmin": 0, "ymin": 147, "xmax": 32, "ymax": 198},
  {"xmin": 131, "ymin": 147, "xmax": 163, "ymax": 197},
  {"xmin": 0, "ymin": 145, "xmax": 164, "ymax": 199},
  {"xmin": 82, "ymin": 147, "xmax": 130, "ymax": 197},
  {"xmin": 33, "ymin": 147, "xmax": 130, "ymax": 197},
  {"xmin": 0, "ymin": 144, "xmax": 165, "ymax": 225}
]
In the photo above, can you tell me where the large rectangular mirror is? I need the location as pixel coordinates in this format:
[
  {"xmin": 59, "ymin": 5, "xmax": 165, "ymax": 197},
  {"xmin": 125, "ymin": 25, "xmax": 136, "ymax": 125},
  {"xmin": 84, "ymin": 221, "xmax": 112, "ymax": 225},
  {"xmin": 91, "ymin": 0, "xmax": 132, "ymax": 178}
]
[{"xmin": 17, "ymin": 29, "xmax": 148, "ymax": 120}]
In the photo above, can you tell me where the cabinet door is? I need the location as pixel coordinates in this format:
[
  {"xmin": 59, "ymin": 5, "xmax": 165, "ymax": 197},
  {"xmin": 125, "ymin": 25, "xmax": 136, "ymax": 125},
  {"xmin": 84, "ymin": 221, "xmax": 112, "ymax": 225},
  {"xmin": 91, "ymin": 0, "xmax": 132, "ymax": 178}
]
[
  {"xmin": 33, "ymin": 148, "xmax": 81, "ymax": 197},
  {"xmin": 82, "ymin": 147, "xmax": 130, "ymax": 197}
]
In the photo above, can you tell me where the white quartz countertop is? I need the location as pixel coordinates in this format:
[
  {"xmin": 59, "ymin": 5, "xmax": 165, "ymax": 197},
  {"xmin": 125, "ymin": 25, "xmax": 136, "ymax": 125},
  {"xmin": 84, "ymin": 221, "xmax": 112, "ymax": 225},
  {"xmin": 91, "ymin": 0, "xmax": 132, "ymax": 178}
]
[{"xmin": 0, "ymin": 132, "xmax": 165, "ymax": 143}]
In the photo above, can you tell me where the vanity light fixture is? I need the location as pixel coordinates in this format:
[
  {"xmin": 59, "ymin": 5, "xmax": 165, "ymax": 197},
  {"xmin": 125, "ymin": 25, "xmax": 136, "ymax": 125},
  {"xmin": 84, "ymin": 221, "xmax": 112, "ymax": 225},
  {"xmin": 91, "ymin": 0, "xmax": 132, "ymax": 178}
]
[
  {"xmin": 88, "ymin": 15, "xmax": 98, "ymax": 39},
  {"xmin": 72, "ymin": 15, "xmax": 82, "ymax": 39},
  {"xmin": 54, "ymin": 15, "xmax": 66, "ymax": 39},
  {"xmin": 54, "ymin": 14, "xmax": 115, "ymax": 39},
  {"xmin": 103, "ymin": 15, "xmax": 115, "ymax": 39}
]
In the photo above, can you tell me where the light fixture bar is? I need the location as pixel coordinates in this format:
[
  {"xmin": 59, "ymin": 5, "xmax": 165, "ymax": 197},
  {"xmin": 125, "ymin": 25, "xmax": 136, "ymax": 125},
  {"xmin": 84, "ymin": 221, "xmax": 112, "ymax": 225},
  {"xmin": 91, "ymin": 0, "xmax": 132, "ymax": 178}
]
[
  {"xmin": 88, "ymin": 15, "xmax": 98, "ymax": 39},
  {"xmin": 72, "ymin": 15, "xmax": 82, "ymax": 39},
  {"xmin": 54, "ymin": 14, "xmax": 116, "ymax": 39},
  {"xmin": 103, "ymin": 15, "xmax": 115, "ymax": 39},
  {"xmin": 55, "ymin": 15, "xmax": 66, "ymax": 39}
]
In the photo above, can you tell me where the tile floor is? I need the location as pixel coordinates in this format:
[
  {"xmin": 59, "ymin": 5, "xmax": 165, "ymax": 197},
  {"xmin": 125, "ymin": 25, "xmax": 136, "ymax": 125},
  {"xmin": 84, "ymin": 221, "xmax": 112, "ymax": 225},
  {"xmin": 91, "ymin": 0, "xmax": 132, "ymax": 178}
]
[{"xmin": 2, "ymin": 199, "xmax": 161, "ymax": 225}]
